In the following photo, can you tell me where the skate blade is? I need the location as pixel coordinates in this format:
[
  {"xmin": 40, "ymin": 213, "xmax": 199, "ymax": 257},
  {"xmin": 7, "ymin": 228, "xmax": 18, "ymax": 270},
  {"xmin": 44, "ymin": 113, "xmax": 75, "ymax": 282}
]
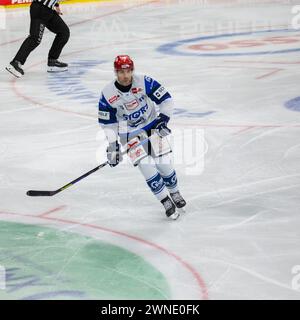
[
  {"xmin": 5, "ymin": 66, "xmax": 22, "ymax": 78},
  {"xmin": 168, "ymin": 211, "xmax": 180, "ymax": 221},
  {"xmin": 47, "ymin": 66, "xmax": 68, "ymax": 73},
  {"xmin": 177, "ymin": 207, "xmax": 186, "ymax": 214}
]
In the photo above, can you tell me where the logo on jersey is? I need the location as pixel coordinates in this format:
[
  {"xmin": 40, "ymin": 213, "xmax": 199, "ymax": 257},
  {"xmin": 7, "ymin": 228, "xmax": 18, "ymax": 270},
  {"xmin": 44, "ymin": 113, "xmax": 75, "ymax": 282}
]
[
  {"xmin": 153, "ymin": 86, "xmax": 168, "ymax": 100},
  {"xmin": 128, "ymin": 140, "xmax": 139, "ymax": 149},
  {"xmin": 125, "ymin": 99, "xmax": 139, "ymax": 110},
  {"xmin": 123, "ymin": 104, "xmax": 148, "ymax": 121},
  {"xmin": 98, "ymin": 111, "xmax": 110, "ymax": 120},
  {"xmin": 109, "ymin": 95, "xmax": 120, "ymax": 104},
  {"xmin": 131, "ymin": 87, "xmax": 143, "ymax": 94}
]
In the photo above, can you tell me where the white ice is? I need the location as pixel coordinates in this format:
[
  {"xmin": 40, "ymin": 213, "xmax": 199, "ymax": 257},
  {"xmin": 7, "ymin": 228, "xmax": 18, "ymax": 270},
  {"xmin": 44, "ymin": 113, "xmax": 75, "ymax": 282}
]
[{"xmin": 0, "ymin": 0, "xmax": 300, "ymax": 299}]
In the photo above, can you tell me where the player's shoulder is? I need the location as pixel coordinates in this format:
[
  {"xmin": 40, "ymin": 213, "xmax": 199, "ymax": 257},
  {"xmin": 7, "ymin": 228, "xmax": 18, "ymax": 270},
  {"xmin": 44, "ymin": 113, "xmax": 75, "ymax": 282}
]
[
  {"xmin": 142, "ymin": 74, "xmax": 156, "ymax": 83},
  {"xmin": 141, "ymin": 74, "xmax": 162, "ymax": 94},
  {"xmin": 101, "ymin": 80, "xmax": 116, "ymax": 97},
  {"xmin": 131, "ymin": 73, "xmax": 145, "ymax": 86},
  {"xmin": 100, "ymin": 80, "xmax": 119, "ymax": 106},
  {"xmin": 132, "ymin": 74, "xmax": 156, "ymax": 83}
]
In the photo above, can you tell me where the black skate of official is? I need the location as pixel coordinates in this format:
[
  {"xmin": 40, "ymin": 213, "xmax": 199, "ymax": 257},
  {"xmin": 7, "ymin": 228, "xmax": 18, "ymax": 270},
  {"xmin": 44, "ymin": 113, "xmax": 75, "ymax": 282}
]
[
  {"xmin": 47, "ymin": 59, "xmax": 68, "ymax": 73},
  {"xmin": 161, "ymin": 196, "xmax": 179, "ymax": 220},
  {"xmin": 5, "ymin": 60, "xmax": 24, "ymax": 78}
]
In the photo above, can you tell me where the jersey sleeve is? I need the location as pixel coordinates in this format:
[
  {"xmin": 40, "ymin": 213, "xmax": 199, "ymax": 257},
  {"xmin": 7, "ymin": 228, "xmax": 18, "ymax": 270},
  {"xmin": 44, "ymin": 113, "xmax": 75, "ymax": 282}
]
[
  {"xmin": 98, "ymin": 93, "xmax": 117, "ymax": 125},
  {"xmin": 144, "ymin": 76, "xmax": 173, "ymax": 118},
  {"xmin": 144, "ymin": 76, "xmax": 172, "ymax": 105}
]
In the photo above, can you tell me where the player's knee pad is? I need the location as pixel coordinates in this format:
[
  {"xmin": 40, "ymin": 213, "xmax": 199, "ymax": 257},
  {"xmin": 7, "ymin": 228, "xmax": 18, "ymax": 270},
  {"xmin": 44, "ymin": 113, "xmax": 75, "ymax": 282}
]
[
  {"xmin": 154, "ymin": 152, "xmax": 173, "ymax": 168},
  {"xmin": 137, "ymin": 157, "xmax": 156, "ymax": 178}
]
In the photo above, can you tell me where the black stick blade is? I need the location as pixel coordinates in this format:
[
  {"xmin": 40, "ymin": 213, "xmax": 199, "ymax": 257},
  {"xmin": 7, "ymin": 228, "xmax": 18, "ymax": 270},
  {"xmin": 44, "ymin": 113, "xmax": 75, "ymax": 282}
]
[{"xmin": 26, "ymin": 190, "xmax": 56, "ymax": 197}]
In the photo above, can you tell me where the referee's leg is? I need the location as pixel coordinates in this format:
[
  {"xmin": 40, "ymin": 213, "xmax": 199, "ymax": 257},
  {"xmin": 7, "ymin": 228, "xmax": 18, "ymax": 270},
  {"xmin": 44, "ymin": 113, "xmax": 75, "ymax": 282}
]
[
  {"xmin": 46, "ymin": 12, "xmax": 70, "ymax": 61},
  {"xmin": 14, "ymin": 3, "xmax": 46, "ymax": 65},
  {"xmin": 6, "ymin": 2, "xmax": 46, "ymax": 77}
]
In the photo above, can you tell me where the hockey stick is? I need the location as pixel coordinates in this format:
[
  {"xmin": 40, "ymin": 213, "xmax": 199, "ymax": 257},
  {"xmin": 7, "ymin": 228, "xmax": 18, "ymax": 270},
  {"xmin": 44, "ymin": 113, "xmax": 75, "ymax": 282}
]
[{"xmin": 26, "ymin": 137, "xmax": 149, "ymax": 197}]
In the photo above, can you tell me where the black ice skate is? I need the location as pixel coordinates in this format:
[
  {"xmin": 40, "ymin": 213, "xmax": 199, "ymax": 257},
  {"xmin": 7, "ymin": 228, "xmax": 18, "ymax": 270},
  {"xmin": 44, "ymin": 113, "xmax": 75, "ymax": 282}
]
[
  {"xmin": 47, "ymin": 59, "xmax": 68, "ymax": 73},
  {"xmin": 161, "ymin": 196, "xmax": 179, "ymax": 220},
  {"xmin": 170, "ymin": 191, "xmax": 186, "ymax": 209},
  {"xmin": 5, "ymin": 60, "xmax": 24, "ymax": 78}
]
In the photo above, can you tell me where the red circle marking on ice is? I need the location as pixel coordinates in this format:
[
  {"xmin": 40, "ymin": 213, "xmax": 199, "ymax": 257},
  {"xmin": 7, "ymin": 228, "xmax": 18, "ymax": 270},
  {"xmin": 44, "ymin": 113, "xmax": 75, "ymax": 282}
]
[{"xmin": 187, "ymin": 35, "xmax": 300, "ymax": 52}]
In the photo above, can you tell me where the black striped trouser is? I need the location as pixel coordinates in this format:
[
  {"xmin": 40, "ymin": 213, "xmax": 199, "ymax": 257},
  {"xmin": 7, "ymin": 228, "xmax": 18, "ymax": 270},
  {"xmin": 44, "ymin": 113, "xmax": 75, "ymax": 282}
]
[{"xmin": 14, "ymin": 2, "xmax": 70, "ymax": 64}]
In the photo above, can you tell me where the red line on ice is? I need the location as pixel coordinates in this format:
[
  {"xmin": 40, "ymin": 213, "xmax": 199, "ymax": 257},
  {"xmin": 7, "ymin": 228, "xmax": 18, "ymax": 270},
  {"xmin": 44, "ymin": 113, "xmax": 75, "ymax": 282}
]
[
  {"xmin": 255, "ymin": 68, "xmax": 283, "ymax": 79},
  {"xmin": 37, "ymin": 205, "xmax": 67, "ymax": 217},
  {"xmin": 233, "ymin": 126, "xmax": 256, "ymax": 135}
]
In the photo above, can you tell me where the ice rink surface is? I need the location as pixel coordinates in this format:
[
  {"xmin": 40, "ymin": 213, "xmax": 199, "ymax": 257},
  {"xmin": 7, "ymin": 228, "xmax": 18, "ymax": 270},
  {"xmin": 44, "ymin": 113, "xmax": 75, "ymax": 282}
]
[{"xmin": 0, "ymin": 0, "xmax": 300, "ymax": 299}]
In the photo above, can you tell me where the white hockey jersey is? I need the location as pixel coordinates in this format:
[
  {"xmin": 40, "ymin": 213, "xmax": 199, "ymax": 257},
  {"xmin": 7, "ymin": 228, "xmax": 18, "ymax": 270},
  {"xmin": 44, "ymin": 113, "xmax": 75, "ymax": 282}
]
[{"xmin": 98, "ymin": 74, "xmax": 173, "ymax": 142}]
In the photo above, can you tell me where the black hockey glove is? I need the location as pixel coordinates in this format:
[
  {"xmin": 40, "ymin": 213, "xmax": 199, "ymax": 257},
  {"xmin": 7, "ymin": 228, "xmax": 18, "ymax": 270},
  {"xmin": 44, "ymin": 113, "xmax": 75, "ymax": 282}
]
[
  {"xmin": 155, "ymin": 113, "xmax": 171, "ymax": 137},
  {"xmin": 106, "ymin": 141, "xmax": 123, "ymax": 167}
]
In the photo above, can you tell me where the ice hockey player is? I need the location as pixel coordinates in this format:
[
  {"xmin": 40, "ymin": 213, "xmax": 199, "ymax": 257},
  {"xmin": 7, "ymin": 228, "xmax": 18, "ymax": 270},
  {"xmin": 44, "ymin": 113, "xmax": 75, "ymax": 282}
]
[
  {"xmin": 98, "ymin": 55, "xmax": 186, "ymax": 220},
  {"xmin": 6, "ymin": 0, "xmax": 69, "ymax": 78}
]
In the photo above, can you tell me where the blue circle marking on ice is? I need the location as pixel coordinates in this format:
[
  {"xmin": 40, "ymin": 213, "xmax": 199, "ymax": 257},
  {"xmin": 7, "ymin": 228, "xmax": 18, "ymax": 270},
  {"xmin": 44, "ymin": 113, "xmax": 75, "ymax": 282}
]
[
  {"xmin": 157, "ymin": 29, "xmax": 300, "ymax": 57},
  {"xmin": 285, "ymin": 97, "xmax": 300, "ymax": 112},
  {"xmin": 47, "ymin": 60, "xmax": 107, "ymax": 105}
]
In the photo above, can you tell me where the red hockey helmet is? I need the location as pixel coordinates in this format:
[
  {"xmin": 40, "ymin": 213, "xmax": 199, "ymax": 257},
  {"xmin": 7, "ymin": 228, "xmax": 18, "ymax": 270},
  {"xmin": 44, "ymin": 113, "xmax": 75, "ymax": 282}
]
[{"xmin": 114, "ymin": 55, "xmax": 134, "ymax": 71}]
